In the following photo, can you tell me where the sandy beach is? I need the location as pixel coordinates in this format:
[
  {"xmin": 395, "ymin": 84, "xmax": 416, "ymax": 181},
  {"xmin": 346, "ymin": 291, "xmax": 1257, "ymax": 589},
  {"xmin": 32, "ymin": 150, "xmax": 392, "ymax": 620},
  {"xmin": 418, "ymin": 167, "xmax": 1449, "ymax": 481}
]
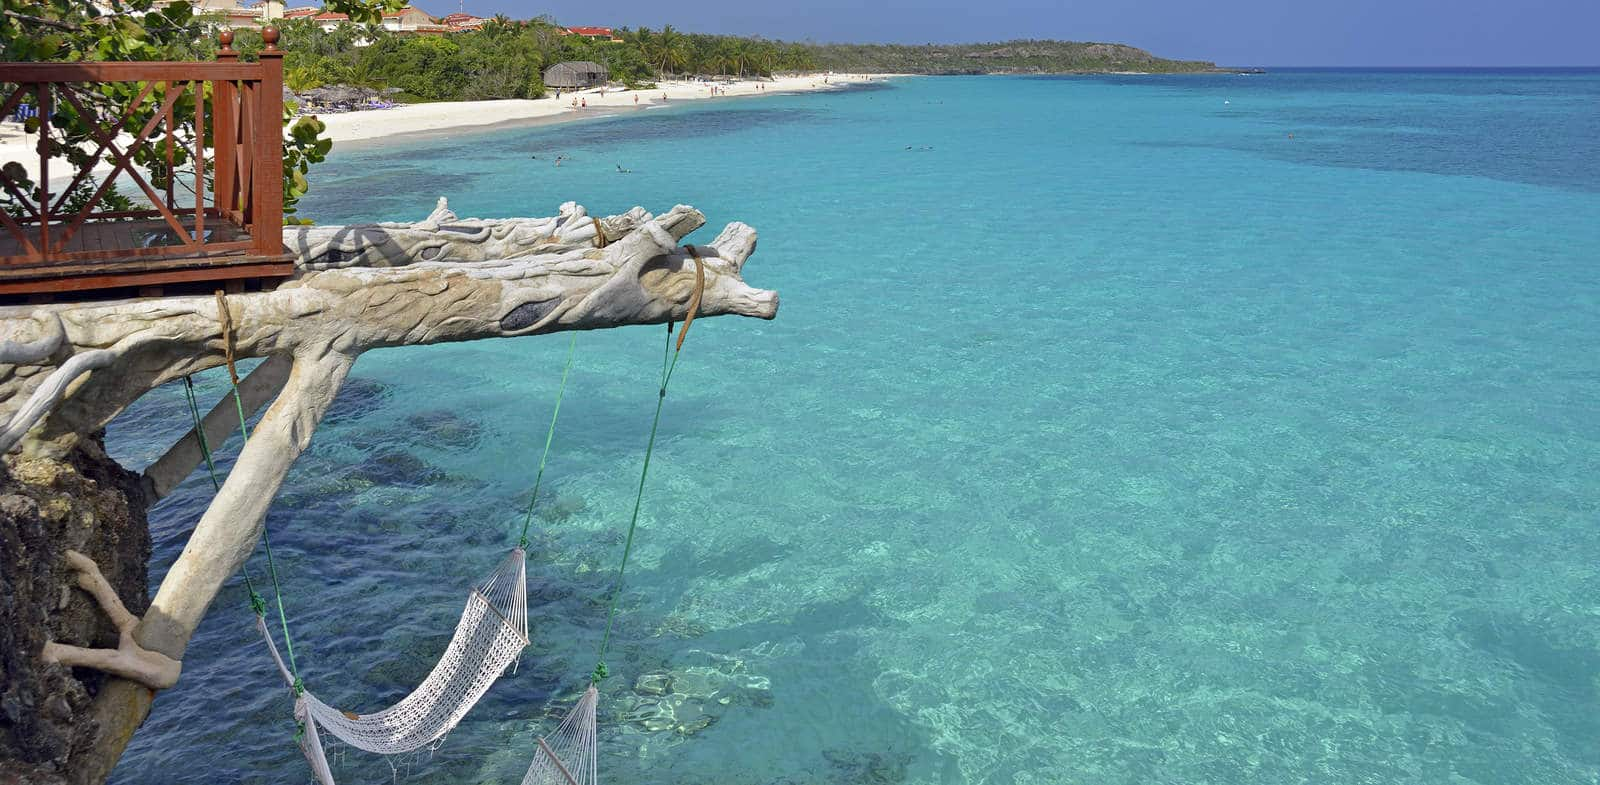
[
  {"xmin": 318, "ymin": 73, "xmax": 889, "ymax": 143},
  {"xmin": 0, "ymin": 73, "xmax": 891, "ymax": 188}
]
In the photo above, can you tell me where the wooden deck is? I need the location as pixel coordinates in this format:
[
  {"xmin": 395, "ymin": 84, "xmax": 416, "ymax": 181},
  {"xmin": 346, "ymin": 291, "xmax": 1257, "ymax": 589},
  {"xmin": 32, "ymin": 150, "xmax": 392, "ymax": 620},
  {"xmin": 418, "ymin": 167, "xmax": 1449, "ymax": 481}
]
[
  {"xmin": 0, "ymin": 28, "xmax": 292, "ymax": 299},
  {"xmin": 0, "ymin": 218, "xmax": 294, "ymax": 296}
]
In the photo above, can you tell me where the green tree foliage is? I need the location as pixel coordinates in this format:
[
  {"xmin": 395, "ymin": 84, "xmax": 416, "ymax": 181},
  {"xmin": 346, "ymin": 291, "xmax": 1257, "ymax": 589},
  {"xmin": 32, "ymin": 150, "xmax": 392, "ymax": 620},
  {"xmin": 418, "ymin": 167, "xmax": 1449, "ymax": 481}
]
[
  {"xmin": 261, "ymin": 20, "xmax": 824, "ymax": 104},
  {"xmin": 0, "ymin": 0, "xmax": 401, "ymax": 222}
]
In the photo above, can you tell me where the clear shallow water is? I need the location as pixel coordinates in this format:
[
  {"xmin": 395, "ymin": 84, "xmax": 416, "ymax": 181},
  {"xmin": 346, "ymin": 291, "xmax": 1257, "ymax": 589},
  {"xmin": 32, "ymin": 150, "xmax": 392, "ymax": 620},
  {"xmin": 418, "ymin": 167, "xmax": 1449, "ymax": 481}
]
[{"xmin": 107, "ymin": 71, "xmax": 1600, "ymax": 784}]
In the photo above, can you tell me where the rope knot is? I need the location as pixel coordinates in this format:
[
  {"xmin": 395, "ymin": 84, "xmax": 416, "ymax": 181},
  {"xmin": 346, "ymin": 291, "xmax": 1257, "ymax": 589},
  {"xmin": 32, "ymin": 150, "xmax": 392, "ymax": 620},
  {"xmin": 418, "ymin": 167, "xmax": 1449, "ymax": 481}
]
[
  {"xmin": 293, "ymin": 676, "xmax": 305, "ymax": 697},
  {"xmin": 591, "ymin": 662, "xmax": 608, "ymax": 683},
  {"xmin": 249, "ymin": 590, "xmax": 266, "ymax": 617}
]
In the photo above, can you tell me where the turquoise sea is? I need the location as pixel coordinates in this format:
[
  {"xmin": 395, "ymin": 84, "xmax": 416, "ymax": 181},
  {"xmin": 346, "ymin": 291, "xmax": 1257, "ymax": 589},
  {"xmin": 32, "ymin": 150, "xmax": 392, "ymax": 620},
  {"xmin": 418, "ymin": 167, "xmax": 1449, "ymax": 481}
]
[{"xmin": 108, "ymin": 71, "xmax": 1600, "ymax": 784}]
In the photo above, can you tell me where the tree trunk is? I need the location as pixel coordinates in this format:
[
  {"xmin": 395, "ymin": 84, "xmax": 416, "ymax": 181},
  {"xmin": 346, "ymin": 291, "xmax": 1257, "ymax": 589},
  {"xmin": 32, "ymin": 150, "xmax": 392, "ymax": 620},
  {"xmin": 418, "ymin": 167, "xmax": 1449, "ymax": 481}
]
[{"xmin": 0, "ymin": 198, "xmax": 777, "ymax": 784}]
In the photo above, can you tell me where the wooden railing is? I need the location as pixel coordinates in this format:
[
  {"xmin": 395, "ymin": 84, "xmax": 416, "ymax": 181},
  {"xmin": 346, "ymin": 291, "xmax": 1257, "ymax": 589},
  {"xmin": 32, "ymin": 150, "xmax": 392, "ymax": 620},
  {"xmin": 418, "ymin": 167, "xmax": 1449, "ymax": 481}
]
[{"xmin": 0, "ymin": 29, "xmax": 290, "ymax": 292}]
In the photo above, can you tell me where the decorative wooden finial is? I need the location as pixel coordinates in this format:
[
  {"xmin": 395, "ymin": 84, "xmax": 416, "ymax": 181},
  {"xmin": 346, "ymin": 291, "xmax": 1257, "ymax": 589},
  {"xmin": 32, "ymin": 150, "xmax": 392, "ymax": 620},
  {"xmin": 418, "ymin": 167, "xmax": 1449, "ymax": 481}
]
[
  {"xmin": 218, "ymin": 29, "xmax": 235, "ymax": 53},
  {"xmin": 261, "ymin": 26, "xmax": 280, "ymax": 50}
]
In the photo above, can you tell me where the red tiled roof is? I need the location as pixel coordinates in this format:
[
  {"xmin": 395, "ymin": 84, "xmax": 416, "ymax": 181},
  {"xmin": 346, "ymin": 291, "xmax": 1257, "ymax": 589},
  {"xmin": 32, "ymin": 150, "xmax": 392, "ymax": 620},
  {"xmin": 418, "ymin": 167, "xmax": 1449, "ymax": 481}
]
[
  {"xmin": 282, "ymin": 7, "xmax": 318, "ymax": 17},
  {"xmin": 565, "ymin": 26, "xmax": 613, "ymax": 36},
  {"xmin": 441, "ymin": 12, "xmax": 482, "ymax": 23}
]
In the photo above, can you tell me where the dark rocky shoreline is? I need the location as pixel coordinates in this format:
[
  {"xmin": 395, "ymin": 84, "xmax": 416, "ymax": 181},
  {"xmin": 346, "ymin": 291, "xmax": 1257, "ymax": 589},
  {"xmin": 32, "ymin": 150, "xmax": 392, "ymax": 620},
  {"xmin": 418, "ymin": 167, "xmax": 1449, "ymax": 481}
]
[{"xmin": 1, "ymin": 439, "xmax": 150, "ymax": 785}]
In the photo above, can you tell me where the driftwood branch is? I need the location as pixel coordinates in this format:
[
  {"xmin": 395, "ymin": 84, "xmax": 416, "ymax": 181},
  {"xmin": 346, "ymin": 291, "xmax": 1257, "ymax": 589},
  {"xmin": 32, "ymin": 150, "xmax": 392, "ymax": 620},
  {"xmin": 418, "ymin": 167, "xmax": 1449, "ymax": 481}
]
[
  {"xmin": 0, "ymin": 198, "xmax": 777, "ymax": 785},
  {"xmin": 140, "ymin": 354, "xmax": 292, "ymax": 502},
  {"xmin": 40, "ymin": 551, "xmax": 181, "ymax": 690},
  {"xmin": 2, "ymin": 200, "xmax": 774, "ymax": 456}
]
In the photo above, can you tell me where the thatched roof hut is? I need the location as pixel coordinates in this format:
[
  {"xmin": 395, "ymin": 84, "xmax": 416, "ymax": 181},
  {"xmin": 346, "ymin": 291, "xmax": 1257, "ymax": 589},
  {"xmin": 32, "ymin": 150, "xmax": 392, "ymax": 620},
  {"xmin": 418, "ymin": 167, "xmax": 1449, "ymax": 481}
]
[
  {"xmin": 544, "ymin": 61, "xmax": 609, "ymax": 89},
  {"xmin": 297, "ymin": 85, "xmax": 379, "ymax": 107}
]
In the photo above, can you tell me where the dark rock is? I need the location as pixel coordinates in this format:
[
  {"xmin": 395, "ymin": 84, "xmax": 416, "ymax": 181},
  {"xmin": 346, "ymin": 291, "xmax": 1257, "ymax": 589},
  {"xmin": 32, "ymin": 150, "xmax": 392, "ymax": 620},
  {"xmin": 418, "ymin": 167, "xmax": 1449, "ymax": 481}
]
[
  {"xmin": 403, "ymin": 410, "xmax": 483, "ymax": 449},
  {"xmin": 347, "ymin": 450, "xmax": 447, "ymax": 488},
  {"xmin": 823, "ymin": 749, "xmax": 912, "ymax": 785},
  {"xmin": 324, "ymin": 376, "xmax": 391, "ymax": 425},
  {"xmin": 1, "ymin": 436, "xmax": 150, "ymax": 784}
]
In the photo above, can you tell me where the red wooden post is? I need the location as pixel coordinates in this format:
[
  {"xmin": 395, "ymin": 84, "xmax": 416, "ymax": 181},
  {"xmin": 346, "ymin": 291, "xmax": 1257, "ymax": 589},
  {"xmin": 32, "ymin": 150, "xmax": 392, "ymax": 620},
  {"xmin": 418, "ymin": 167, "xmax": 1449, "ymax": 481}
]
[
  {"xmin": 251, "ymin": 26, "xmax": 284, "ymax": 255},
  {"xmin": 37, "ymin": 83, "xmax": 50, "ymax": 257},
  {"xmin": 193, "ymin": 77, "xmax": 205, "ymax": 243},
  {"xmin": 213, "ymin": 31, "xmax": 238, "ymax": 217}
]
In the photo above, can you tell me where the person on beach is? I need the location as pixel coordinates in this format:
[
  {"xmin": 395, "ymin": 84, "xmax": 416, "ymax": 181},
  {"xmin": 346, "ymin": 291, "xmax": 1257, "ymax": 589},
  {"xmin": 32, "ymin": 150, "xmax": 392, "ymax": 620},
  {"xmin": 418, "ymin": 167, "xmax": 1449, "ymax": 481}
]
[
  {"xmin": 634, "ymin": 94, "xmax": 639, "ymax": 104},
  {"xmin": 581, "ymin": 97, "xmax": 587, "ymax": 108}
]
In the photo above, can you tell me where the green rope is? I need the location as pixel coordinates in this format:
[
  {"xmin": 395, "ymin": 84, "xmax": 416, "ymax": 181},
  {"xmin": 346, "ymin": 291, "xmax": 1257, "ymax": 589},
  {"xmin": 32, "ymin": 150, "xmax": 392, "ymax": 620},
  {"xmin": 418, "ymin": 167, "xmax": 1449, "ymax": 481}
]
[
  {"xmin": 518, "ymin": 333, "xmax": 578, "ymax": 549},
  {"xmin": 182, "ymin": 377, "xmax": 220, "ymax": 492},
  {"xmin": 593, "ymin": 322, "xmax": 684, "ymax": 684},
  {"xmin": 187, "ymin": 356, "xmax": 306, "ymax": 696},
  {"xmin": 221, "ymin": 374, "xmax": 306, "ymax": 694},
  {"xmin": 182, "ymin": 375, "xmax": 266, "ymax": 616}
]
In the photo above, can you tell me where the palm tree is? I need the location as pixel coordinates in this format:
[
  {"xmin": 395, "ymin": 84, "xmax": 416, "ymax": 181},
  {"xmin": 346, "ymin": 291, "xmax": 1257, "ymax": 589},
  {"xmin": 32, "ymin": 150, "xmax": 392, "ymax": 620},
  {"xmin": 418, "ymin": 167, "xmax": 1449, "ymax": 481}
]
[{"xmin": 655, "ymin": 25, "xmax": 689, "ymax": 78}]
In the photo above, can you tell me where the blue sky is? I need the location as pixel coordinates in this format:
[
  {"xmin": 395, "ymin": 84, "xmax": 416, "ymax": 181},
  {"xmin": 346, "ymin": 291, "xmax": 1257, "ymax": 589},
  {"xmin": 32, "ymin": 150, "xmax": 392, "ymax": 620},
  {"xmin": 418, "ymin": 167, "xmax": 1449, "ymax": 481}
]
[{"xmin": 412, "ymin": 0, "xmax": 1599, "ymax": 67}]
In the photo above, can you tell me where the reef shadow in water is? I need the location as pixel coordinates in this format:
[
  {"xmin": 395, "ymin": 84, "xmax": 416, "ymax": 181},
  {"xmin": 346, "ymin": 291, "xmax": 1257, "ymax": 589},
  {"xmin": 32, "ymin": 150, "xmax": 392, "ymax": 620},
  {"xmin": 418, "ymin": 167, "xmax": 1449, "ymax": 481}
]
[{"xmin": 508, "ymin": 105, "xmax": 835, "ymax": 158}]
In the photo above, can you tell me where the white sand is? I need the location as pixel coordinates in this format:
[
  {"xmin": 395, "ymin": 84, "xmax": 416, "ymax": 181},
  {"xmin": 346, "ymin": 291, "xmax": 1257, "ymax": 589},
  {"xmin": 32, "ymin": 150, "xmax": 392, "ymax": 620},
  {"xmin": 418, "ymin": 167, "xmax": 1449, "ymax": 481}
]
[
  {"xmin": 0, "ymin": 73, "xmax": 894, "ymax": 187},
  {"xmin": 316, "ymin": 73, "xmax": 888, "ymax": 142}
]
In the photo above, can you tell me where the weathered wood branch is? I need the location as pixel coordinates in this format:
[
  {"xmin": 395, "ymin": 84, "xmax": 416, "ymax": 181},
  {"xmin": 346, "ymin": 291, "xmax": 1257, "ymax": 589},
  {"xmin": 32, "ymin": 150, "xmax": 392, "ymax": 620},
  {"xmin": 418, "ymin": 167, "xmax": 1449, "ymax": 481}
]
[
  {"xmin": 0, "ymin": 198, "xmax": 777, "ymax": 785},
  {"xmin": 0, "ymin": 200, "xmax": 775, "ymax": 457},
  {"xmin": 40, "ymin": 551, "xmax": 180, "ymax": 691},
  {"xmin": 140, "ymin": 354, "xmax": 292, "ymax": 502}
]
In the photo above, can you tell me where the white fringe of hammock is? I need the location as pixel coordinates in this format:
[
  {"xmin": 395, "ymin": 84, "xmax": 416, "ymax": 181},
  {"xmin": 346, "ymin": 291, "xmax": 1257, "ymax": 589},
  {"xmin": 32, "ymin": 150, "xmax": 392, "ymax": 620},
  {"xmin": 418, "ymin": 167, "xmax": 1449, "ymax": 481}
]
[{"xmin": 257, "ymin": 548, "xmax": 529, "ymax": 785}]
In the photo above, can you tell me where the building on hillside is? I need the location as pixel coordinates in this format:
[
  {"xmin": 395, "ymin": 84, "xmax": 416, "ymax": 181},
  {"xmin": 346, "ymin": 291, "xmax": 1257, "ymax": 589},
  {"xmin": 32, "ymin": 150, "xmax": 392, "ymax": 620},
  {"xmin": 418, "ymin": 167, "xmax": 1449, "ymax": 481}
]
[
  {"xmin": 544, "ymin": 61, "xmax": 610, "ymax": 89},
  {"xmin": 441, "ymin": 12, "xmax": 486, "ymax": 31},
  {"xmin": 282, "ymin": 6, "xmax": 319, "ymax": 19},
  {"xmin": 563, "ymin": 26, "xmax": 623, "ymax": 42},
  {"xmin": 378, "ymin": 6, "xmax": 447, "ymax": 33},
  {"xmin": 156, "ymin": 0, "xmax": 283, "ymax": 28},
  {"xmin": 303, "ymin": 6, "xmax": 448, "ymax": 36}
]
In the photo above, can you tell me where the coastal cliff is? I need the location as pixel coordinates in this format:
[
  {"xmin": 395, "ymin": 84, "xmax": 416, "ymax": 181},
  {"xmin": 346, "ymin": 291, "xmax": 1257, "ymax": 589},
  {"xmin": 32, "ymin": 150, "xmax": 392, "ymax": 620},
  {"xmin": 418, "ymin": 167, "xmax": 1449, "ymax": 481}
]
[{"xmin": 0, "ymin": 439, "xmax": 148, "ymax": 785}]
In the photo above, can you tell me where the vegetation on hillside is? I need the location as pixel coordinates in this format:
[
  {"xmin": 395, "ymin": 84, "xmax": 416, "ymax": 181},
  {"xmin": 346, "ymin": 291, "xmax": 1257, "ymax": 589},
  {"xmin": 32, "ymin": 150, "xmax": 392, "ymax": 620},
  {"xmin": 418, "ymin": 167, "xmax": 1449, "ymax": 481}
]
[
  {"xmin": 258, "ymin": 19, "xmax": 821, "ymax": 100},
  {"xmin": 255, "ymin": 22, "xmax": 1223, "ymax": 102},
  {"xmin": 802, "ymin": 40, "xmax": 1223, "ymax": 74}
]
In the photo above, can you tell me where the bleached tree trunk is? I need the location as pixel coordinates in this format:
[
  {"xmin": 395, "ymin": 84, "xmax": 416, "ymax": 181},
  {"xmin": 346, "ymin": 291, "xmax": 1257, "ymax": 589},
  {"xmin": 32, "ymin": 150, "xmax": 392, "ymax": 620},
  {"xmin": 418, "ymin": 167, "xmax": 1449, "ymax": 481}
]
[{"xmin": 0, "ymin": 199, "xmax": 777, "ymax": 785}]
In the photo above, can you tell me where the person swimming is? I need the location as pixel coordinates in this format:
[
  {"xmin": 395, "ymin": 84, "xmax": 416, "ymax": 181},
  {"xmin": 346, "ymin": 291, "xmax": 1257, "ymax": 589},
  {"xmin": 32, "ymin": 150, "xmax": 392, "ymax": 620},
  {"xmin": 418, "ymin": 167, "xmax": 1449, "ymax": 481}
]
[{"xmin": 616, "ymin": 164, "xmax": 632, "ymax": 173}]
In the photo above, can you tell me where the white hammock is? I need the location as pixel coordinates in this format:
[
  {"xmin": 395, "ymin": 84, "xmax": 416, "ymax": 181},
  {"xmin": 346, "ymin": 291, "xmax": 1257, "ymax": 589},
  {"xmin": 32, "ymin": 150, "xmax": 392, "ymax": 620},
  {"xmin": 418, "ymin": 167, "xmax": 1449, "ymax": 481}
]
[
  {"xmin": 520, "ymin": 685, "xmax": 599, "ymax": 785},
  {"xmin": 257, "ymin": 548, "xmax": 529, "ymax": 785}
]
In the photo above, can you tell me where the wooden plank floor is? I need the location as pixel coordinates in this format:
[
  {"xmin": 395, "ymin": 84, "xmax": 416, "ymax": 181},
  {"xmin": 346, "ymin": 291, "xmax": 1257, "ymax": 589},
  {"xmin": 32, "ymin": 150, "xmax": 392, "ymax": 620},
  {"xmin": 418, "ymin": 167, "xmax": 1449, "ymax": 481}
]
[
  {"xmin": 0, "ymin": 218, "xmax": 252, "ymax": 261},
  {"xmin": 0, "ymin": 217, "xmax": 294, "ymax": 296}
]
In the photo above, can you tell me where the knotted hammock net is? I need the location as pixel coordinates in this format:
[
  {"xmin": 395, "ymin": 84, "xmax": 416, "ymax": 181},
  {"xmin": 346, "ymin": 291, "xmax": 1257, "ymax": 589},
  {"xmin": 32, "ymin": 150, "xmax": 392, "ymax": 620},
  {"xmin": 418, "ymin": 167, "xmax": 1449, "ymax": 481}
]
[
  {"xmin": 520, "ymin": 685, "xmax": 599, "ymax": 785},
  {"xmin": 257, "ymin": 548, "xmax": 529, "ymax": 784}
]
